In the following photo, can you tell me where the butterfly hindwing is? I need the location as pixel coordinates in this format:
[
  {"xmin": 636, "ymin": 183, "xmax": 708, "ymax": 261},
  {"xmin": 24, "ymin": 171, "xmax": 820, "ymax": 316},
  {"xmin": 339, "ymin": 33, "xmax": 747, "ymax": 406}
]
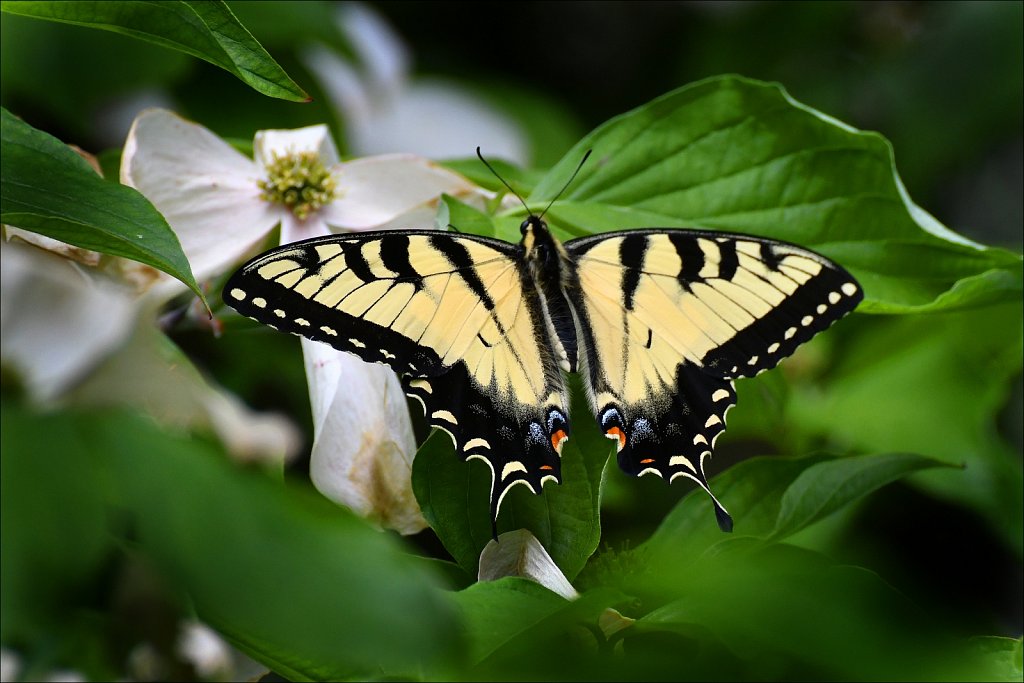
[
  {"xmin": 565, "ymin": 229, "xmax": 862, "ymax": 528},
  {"xmin": 224, "ymin": 230, "xmax": 570, "ymax": 519},
  {"xmin": 404, "ymin": 363, "xmax": 568, "ymax": 520}
]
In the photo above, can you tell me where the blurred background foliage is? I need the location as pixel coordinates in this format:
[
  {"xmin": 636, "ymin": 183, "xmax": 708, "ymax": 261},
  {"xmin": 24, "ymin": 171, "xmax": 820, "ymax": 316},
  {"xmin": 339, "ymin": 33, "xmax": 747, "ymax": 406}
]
[{"xmin": 1, "ymin": 1, "xmax": 1021, "ymax": 681}]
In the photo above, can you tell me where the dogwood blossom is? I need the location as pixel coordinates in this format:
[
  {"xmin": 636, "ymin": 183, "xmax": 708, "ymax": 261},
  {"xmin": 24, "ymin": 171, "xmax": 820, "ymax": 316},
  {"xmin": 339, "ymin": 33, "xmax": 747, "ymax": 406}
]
[
  {"xmin": 303, "ymin": 2, "xmax": 528, "ymax": 163},
  {"xmin": 0, "ymin": 239, "xmax": 301, "ymax": 464},
  {"xmin": 121, "ymin": 109, "xmax": 491, "ymax": 534}
]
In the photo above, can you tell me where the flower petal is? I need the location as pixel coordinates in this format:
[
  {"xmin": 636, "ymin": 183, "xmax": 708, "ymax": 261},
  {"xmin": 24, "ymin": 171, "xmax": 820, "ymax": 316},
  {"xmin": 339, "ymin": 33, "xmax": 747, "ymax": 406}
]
[
  {"xmin": 303, "ymin": 338, "xmax": 426, "ymax": 535},
  {"xmin": 478, "ymin": 529, "xmax": 579, "ymax": 600},
  {"xmin": 254, "ymin": 124, "xmax": 340, "ymax": 169},
  {"xmin": 351, "ymin": 80, "xmax": 529, "ymax": 163},
  {"xmin": 279, "ymin": 211, "xmax": 332, "ymax": 245},
  {"xmin": 66, "ymin": 311, "xmax": 302, "ymax": 466},
  {"xmin": 1, "ymin": 242, "xmax": 136, "ymax": 403},
  {"xmin": 4, "ymin": 226, "xmax": 101, "ymax": 267},
  {"xmin": 176, "ymin": 621, "xmax": 233, "ymax": 680},
  {"xmin": 121, "ymin": 109, "xmax": 280, "ymax": 285},
  {"xmin": 319, "ymin": 154, "xmax": 488, "ymax": 230},
  {"xmin": 304, "ymin": 4, "xmax": 527, "ymax": 162},
  {"xmin": 337, "ymin": 2, "xmax": 409, "ymax": 98},
  {"xmin": 302, "ymin": 44, "xmax": 373, "ymax": 133}
]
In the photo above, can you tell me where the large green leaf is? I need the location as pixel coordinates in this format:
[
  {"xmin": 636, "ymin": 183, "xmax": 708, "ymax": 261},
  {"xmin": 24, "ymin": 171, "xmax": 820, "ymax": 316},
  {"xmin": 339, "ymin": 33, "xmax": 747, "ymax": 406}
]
[
  {"xmin": 787, "ymin": 302, "xmax": 1024, "ymax": 553},
  {"xmin": 413, "ymin": 377, "xmax": 612, "ymax": 580},
  {"xmin": 529, "ymin": 75, "xmax": 1022, "ymax": 314},
  {"xmin": 0, "ymin": 403, "xmax": 462, "ymax": 680},
  {"xmin": 0, "ymin": 108, "xmax": 204, "ymax": 301},
  {"xmin": 603, "ymin": 451, "xmax": 947, "ymax": 593},
  {"xmin": 452, "ymin": 578, "xmax": 624, "ymax": 678},
  {"xmin": 769, "ymin": 452, "xmax": 953, "ymax": 540},
  {"xmin": 0, "ymin": 0, "xmax": 308, "ymax": 101},
  {"xmin": 631, "ymin": 542, "xmax": 1004, "ymax": 681},
  {"xmin": 967, "ymin": 637, "xmax": 1024, "ymax": 683},
  {"xmin": 0, "ymin": 406, "xmax": 113, "ymax": 650},
  {"xmin": 452, "ymin": 578, "xmax": 568, "ymax": 666}
]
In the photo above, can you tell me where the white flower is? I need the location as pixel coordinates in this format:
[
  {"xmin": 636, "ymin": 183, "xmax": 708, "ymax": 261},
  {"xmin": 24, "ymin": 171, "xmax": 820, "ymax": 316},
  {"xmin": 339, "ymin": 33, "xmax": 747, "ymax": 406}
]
[
  {"xmin": 1, "ymin": 647, "xmax": 22, "ymax": 683},
  {"xmin": 1, "ymin": 241, "xmax": 136, "ymax": 403},
  {"xmin": 121, "ymin": 110, "xmax": 484, "ymax": 286},
  {"xmin": 303, "ymin": 2, "xmax": 529, "ymax": 163},
  {"xmin": 175, "ymin": 620, "xmax": 233, "ymax": 680},
  {"xmin": 478, "ymin": 530, "xmax": 580, "ymax": 600},
  {"xmin": 121, "ymin": 109, "xmax": 491, "ymax": 534},
  {"xmin": 1, "ymin": 136, "xmax": 301, "ymax": 465},
  {"xmin": 478, "ymin": 530, "xmax": 635, "ymax": 639},
  {"xmin": 0, "ymin": 240, "xmax": 302, "ymax": 466}
]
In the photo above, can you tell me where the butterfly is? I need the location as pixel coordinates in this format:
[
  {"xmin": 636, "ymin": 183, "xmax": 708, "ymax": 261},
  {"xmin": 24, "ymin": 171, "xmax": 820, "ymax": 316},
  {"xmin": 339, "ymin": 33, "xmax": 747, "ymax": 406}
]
[{"xmin": 223, "ymin": 156, "xmax": 862, "ymax": 533}]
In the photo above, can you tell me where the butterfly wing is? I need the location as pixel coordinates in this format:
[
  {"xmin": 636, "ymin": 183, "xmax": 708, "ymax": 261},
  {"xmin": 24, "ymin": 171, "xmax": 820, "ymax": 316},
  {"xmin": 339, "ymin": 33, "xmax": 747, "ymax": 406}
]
[
  {"xmin": 564, "ymin": 229, "xmax": 863, "ymax": 530},
  {"xmin": 224, "ymin": 231, "xmax": 569, "ymax": 521}
]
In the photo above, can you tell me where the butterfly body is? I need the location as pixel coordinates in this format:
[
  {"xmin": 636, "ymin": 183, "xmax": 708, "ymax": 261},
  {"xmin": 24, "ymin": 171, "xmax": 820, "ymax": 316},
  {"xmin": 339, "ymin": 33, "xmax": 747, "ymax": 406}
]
[{"xmin": 225, "ymin": 213, "xmax": 862, "ymax": 531}]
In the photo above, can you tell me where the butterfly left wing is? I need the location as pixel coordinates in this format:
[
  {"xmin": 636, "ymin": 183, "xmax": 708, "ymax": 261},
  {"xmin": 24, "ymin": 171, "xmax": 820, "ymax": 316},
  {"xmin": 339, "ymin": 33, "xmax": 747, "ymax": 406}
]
[
  {"xmin": 564, "ymin": 229, "xmax": 863, "ymax": 530},
  {"xmin": 223, "ymin": 231, "xmax": 569, "ymax": 523}
]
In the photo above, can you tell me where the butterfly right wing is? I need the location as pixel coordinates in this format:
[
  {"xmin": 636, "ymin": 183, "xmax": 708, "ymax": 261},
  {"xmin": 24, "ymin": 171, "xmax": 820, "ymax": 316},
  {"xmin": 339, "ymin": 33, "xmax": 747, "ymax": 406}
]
[
  {"xmin": 223, "ymin": 230, "xmax": 569, "ymax": 521},
  {"xmin": 564, "ymin": 229, "xmax": 862, "ymax": 531}
]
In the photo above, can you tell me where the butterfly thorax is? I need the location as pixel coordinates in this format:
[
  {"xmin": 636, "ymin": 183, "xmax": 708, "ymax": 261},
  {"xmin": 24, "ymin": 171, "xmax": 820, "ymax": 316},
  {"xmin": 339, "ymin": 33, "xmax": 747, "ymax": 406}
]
[
  {"xmin": 520, "ymin": 215, "xmax": 571, "ymax": 284},
  {"xmin": 519, "ymin": 215, "xmax": 579, "ymax": 373}
]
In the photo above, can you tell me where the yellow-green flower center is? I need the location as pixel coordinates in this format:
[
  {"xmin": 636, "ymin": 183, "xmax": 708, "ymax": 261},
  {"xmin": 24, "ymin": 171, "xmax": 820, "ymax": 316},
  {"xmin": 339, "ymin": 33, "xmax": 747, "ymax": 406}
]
[{"xmin": 258, "ymin": 151, "xmax": 339, "ymax": 220}]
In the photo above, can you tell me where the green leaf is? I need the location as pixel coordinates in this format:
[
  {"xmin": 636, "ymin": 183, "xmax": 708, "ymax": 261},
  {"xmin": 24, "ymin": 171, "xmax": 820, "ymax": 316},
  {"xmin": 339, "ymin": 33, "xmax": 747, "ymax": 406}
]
[
  {"xmin": 453, "ymin": 579, "xmax": 625, "ymax": 678},
  {"xmin": 968, "ymin": 636, "xmax": 1024, "ymax": 683},
  {"xmin": 531, "ymin": 75, "xmax": 1022, "ymax": 314},
  {"xmin": 413, "ymin": 377, "xmax": 612, "ymax": 580},
  {"xmin": 0, "ymin": 108, "xmax": 204, "ymax": 301},
  {"xmin": 0, "ymin": 403, "xmax": 462, "ymax": 680},
  {"xmin": 635, "ymin": 453, "xmax": 833, "ymax": 568},
  {"xmin": 631, "ymin": 542, "xmax": 1002, "ymax": 681},
  {"xmin": 770, "ymin": 452, "xmax": 952, "ymax": 541},
  {"xmin": 452, "ymin": 578, "xmax": 568, "ymax": 666},
  {"xmin": 629, "ymin": 450, "xmax": 947, "ymax": 580},
  {"xmin": 412, "ymin": 430, "xmax": 495, "ymax": 575},
  {"xmin": 439, "ymin": 194, "xmax": 496, "ymax": 237},
  {"xmin": 442, "ymin": 156, "xmax": 545, "ymax": 198},
  {"xmin": 787, "ymin": 302, "xmax": 1024, "ymax": 553},
  {"xmin": 0, "ymin": 405, "xmax": 113, "ymax": 647},
  {"xmin": 0, "ymin": 0, "xmax": 308, "ymax": 101}
]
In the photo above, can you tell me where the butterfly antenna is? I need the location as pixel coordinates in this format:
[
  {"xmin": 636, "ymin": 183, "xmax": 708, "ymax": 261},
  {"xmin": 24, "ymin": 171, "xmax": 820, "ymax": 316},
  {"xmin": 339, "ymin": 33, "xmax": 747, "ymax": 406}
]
[
  {"xmin": 538, "ymin": 149, "xmax": 592, "ymax": 220},
  {"xmin": 476, "ymin": 147, "xmax": 532, "ymax": 217}
]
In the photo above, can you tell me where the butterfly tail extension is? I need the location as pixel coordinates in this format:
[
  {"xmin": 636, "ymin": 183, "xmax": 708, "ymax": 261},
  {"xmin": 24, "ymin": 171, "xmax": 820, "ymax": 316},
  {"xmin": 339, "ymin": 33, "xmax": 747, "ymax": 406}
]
[{"xmin": 594, "ymin": 361, "xmax": 736, "ymax": 532}]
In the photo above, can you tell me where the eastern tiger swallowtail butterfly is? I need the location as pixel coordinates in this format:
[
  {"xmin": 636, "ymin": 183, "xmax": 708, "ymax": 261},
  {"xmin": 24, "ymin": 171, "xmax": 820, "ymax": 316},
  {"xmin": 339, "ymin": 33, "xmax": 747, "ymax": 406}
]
[{"xmin": 223, "ymin": 161, "xmax": 862, "ymax": 533}]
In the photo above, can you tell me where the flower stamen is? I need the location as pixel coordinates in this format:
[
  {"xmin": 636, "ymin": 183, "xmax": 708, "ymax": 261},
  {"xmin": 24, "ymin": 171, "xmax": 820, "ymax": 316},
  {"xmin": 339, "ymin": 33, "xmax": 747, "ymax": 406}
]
[{"xmin": 258, "ymin": 151, "xmax": 339, "ymax": 221}]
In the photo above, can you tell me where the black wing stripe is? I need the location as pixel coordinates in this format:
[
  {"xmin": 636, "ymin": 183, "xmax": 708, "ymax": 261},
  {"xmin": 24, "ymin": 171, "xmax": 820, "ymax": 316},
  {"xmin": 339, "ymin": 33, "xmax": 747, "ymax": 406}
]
[
  {"xmin": 378, "ymin": 234, "xmax": 422, "ymax": 287},
  {"xmin": 619, "ymin": 233, "xmax": 648, "ymax": 309},
  {"xmin": 430, "ymin": 235, "xmax": 497, "ymax": 312},
  {"xmin": 715, "ymin": 239, "xmax": 739, "ymax": 281},
  {"xmin": 669, "ymin": 232, "xmax": 705, "ymax": 287}
]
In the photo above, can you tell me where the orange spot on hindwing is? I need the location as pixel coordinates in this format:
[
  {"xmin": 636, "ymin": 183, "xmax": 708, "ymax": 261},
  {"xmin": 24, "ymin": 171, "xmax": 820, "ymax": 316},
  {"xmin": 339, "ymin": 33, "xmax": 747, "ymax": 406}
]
[
  {"xmin": 550, "ymin": 429, "xmax": 568, "ymax": 454},
  {"xmin": 605, "ymin": 426, "xmax": 627, "ymax": 451},
  {"xmin": 639, "ymin": 458, "xmax": 655, "ymax": 464}
]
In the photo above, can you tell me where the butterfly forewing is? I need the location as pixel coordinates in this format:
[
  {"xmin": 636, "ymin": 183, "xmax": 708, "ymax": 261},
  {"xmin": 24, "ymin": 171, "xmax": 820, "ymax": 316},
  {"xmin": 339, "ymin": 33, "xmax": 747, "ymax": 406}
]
[
  {"xmin": 564, "ymin": 229, "xmax": 862, "ymax": 530},
  {"xmin": 224, "ymin": 230, "xmax": 570, "ymax": 520}
]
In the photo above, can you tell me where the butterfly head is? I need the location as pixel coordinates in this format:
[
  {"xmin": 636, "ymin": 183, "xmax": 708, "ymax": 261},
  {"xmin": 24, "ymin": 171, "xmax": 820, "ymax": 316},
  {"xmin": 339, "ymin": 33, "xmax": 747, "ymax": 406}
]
[
  {"xmin": 520, "ymin": 214, "xmax": 568, "ymax": 268},
  {"xmin": 520, "ymin": 214, "xmax": 547, "ymax": 237}
]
